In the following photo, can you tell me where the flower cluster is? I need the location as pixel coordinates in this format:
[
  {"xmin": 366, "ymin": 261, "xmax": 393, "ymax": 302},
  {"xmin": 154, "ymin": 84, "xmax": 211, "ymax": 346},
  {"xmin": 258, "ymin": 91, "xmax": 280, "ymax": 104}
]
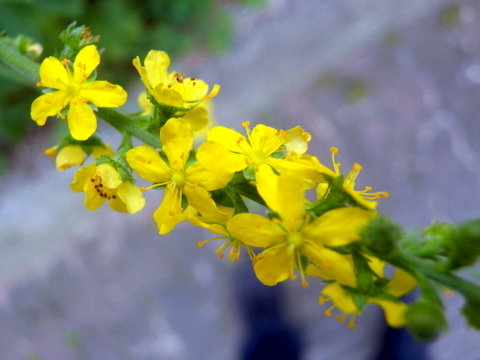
[{"xmin": 29, "ymin": 39, "xmax": 438, "ymax": 332}]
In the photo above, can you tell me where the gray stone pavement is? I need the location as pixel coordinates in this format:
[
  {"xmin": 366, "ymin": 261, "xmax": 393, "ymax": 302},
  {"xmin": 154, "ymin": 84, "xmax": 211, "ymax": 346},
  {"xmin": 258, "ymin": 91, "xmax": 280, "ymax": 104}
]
[{"xmin": 1, "ymin": 0, "xmax": 480, "ymax": 359}]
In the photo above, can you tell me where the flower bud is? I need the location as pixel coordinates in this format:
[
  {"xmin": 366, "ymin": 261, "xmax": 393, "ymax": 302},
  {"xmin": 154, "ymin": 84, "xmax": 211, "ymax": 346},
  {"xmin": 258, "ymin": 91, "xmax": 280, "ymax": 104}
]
[
  {"xmin": 405, "ymin": 300, "xmax": 446, "ymax": 340},
  {"xmin": 448, "ymin": 219, "xmax": 480, "ymax": 268},
  {"xmin": 361, "ymin": 216, "xmax": 400, "ymax": 256}
]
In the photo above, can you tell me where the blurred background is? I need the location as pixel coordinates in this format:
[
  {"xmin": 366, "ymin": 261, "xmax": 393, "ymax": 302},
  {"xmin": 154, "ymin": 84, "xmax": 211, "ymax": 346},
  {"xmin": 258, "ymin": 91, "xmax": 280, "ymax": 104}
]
[{"xmin": 1, "ymin": 0, "xmax": 480, "ymax": 359}]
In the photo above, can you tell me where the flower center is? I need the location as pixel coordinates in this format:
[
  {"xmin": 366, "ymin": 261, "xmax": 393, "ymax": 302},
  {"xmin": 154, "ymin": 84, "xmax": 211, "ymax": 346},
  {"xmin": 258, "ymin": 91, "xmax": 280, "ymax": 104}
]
[
  {"xmin": 91, "ymin": 176, "xmax": 117, "ymax": 200},
  {"xmin": 65, "ymin": 82, "xmax": 80, "ymax": 97},
  {"xmin": 171, "ymin": 171, "xmax": 186, "ymax": 187},
  {"xmin": 249, "ymin": 149, "xmax": 267, "ymax": 164},
  {"xmin": 287, "ymin": 232, "xmax": 304, "ymax": 249}
]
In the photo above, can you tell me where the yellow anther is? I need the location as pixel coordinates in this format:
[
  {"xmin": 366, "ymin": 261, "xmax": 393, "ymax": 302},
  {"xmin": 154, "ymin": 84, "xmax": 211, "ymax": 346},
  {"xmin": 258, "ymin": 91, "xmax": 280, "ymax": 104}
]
[
  {"xmin": 353, "ymin": 163, "xmax": 363, "ymax": 172},
  {"xmin": 337, "ymin": 315, "xmax": 345, "ymax": 323},
  {"xmin": 241, "ymin": 121, "xmax": 250, "ymax": 127},
  {"xmin": 330, "ymin": 147, "xmax": 339, "ymax": 154},
  {"xmin": 318, "ymin": 296, "xmax": 326, "ymax": 305},
  {"xmin": 324, "ymin": 310, "xmax": 332, "ymax": 317},
  {"xmin": 301, "ymin": 280, "xmax": 309, "ymax": 287},
  {"xmin": 289, "ymin": 274, "xmax": 297, "ymax": 280},
  {"xmin": 36, "ymin": 82, "xmax": 43, "ymax": 87},
  {"xmin": 197, "ymin": 241, "xmax": 204, "ymax": 247}
]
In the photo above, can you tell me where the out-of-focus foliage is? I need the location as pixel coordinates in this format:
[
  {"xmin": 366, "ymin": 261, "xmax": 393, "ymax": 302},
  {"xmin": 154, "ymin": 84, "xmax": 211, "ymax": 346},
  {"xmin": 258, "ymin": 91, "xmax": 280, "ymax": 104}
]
[{"xmin": 0, "ymin": 0, "xmax": 245, "ymax": 170}]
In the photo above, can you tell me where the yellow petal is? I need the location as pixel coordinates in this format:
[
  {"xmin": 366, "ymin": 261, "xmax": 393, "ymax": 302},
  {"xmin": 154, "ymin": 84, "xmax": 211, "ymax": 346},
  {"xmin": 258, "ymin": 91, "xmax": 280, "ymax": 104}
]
[
  {"xmin": 80, "ymin": 81, "xmax": 127, "ymax": 107},
  {"xmin": 188, "ymin": 215, "xmax": 228, "ymax": 236},
  {"xmin": 161, "ymin": 119, "xmax": 193, "ymax": 170},
  {"xmin": 182, "ymin": 103, "xmax": 209, "ymax": 132},
  {"xmin": 303, "ymin": 207, "xmax": 376, "ymax": 247},
  {"xmin": 126, "ymin": 146, "xmax": 172, "ymax": 183},
  {"xmin": 71, "ymin": 163, "xmax": 96, "ymax": 192},
  {"xmin": 387, "ymin": 269, "xmax": 418, "ymax": 297},
  {"xmin": 83, "ymin": 174, "xmax": 106, "ymax": 210},
  {"xmin": 144, "ymin": 50, "xmax": 170, "ymax": 88},
  {"xmin": 283, "ymin": 126, "xmax": 311, "ymax": 155},
  {"xmin": 67, "ymin": 100, "xmax": 96, "ymax": 140},
  {"xmin": 151, "ymin": 84, "xmax": 184, "ymax": 108},
  {"xmin": 304, "ymin": 246, "xmax": 356, "ymax": 287},
  {"xmin": 183, "ymin": 184, "xmax": 226, "ymax": 220},
  {"xmin": 250, "ymin": 124, "xmax": 282, "ymax": 155},
  {"xmin": 276, "ymin": 171, "xmax": 306, "ymax": 231},
  {"xmin": 322, "ymin": 283, "xmax": 359, "ymax": 314},
  {"xmin": 44, "ymin": 145, "xmax": 58, "ymax": 158},
  {"xmin": 73, "ymin": 45, "xmax": 100, "ymax": 81},
  {"xmin": 56, "ymin": 145, "xmax": 86, "ymax": 171},
  {"xmin": 227, "ymin": 213, "xmax": 285, "ymax": 248},
  {"xmin": 153, "ymin": 186, "xmax": 183, "ymax": 234},
  {"xmin": 117, "ymin": 181, "xmax": 146, "ymax": 214},
  {"xmin": 96, "ymin": 163, "xmax": 121, "ymax": 189},
  {"xmin": 369, "ymin": 299, "xmax": 408, "ymax": 328},
  {"xmin": 133, "ymin": 56, "xmax": 151, "ymax": 90},
  {"xmin": 207, "ymin": 126, "xmax": 251, "ymax": 154},
  {"xmin": 39, "ymin": 56, "xmax": 69, "ymax": 90},
  {"xmin": 254, "ymin": 244, "xmax": 291, "ymax": 286},
  {"xmin": 185, "ymin": 162, "xmax": 233, "ymax": 191},
  {"xmin": 196, "ymin": 141, "xmax": 247, "ymax": 173},
  {"xmin": 109, "ymin": 196, "xmax": 128, "ymax": 213},
  {"xmin": 202, "ymin": 84, "xmax": 220, "ymax": 102},
  {"xmin": 255, "ymin": 164, "xmax": 278, "ymax": 212},
  {"xmin": 181, "ymin": 78, "xmax": 209, "ymax": 103},
  {"xmin": 31, "ymin": 91, "xmax": 67, "ymax": 126}
]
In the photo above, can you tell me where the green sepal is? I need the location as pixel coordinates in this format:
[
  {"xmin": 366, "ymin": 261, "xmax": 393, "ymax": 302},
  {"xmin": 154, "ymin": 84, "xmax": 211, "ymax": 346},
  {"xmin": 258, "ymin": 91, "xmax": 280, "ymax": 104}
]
[
  {"xmin": 58, "ymin": 22, "xmax": 100, "ymax": 61},
  {"xmin": 243, "ymin": 164, "xmax": 256, "ymax": 181},
  {"xmin": 210, "ymin": 189, "xmax": 235, "ymax": 208},
  {"xmin": 270, "ymin": 145, "xmax": 287, "ymax": 159}
]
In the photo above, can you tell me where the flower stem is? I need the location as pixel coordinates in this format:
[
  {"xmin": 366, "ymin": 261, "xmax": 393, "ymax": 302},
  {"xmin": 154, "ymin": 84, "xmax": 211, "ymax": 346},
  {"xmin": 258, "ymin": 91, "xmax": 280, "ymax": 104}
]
[
  {"xmin": 386, "ymin": 252, "xmax": 480, "ymax": 303},
  {"xmin": 0, "ymin": 40, "xmax": 40, "ymax": 83},
  {"xmin": 97, "ymin": 108, "xmax": 161, "ymax": 149}
]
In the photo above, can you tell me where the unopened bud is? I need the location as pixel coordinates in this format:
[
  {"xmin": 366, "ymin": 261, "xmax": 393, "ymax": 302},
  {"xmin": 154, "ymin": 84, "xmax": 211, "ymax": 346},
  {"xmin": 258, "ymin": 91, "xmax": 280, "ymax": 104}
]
[
  {"xmin": 448, "ymin": 219, "xmax": 480, "ymax": 268},
  {"xmin": 361, "ymin": 216, "xmax": 400, "ymax": 256},
  {"xmin": 406, "ymin": 300, "xmax": 446, "ymax": 340}
]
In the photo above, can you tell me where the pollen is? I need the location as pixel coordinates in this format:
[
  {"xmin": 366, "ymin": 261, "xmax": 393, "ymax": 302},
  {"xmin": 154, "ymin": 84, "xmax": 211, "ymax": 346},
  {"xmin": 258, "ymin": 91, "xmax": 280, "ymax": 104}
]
[
  {"xmin": 242, "ymin": 121, "xmax": 250, "ymax": 128},
  {"xmin": 330, "ymin": 147, "xmax": 339, "ymax": 154}
]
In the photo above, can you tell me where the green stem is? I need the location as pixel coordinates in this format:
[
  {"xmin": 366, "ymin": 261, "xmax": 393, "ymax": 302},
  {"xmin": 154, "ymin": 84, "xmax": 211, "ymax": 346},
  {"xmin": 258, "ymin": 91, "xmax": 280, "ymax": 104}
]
[
  {"xmin": 97, "ymin": 108, "xmax": 161, "ymax": 149},
  {"xmin": 386, "ymin": 252, "xmax": 480, "ymax": 303},
  {"xmin": 0, "ymin": 40, "xmax": 40, "ymax": 83}
]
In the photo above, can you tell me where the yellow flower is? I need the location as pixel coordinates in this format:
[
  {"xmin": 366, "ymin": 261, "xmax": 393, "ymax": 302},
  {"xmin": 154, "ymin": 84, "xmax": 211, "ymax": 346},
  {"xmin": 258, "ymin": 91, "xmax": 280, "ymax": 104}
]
[
  {"xmin": 126, "ymin": 118, "xmax": 233, "ymax": 234},
  {"xmin": 71, "ymin": 162, "xmax": 145, "ymax": 213},
  {"xmin": 197, "ymin": 122, "xmax": 322, "ymax": 207},
  {"xmin": 319, "ymin": 267, "xmax": 417, "ymax": 328},
  {"xmin": 227, "ymin": 170, "xmax": 376, "ymax": 286},
  {"xmin": 45, "ymin": 143, "xmax": 115, "ymax": 171},
  {"xmin": 316, "ymin": 147, "xmax": 389, "ymax": 209},
  {"xmin": 31, "ymin": 45, "xmax": 127, "ymax": 140},
  {"xmin": 133, "ymin": 50, "xmax": 219, "ymax": 109},
  {"xmin": 190, "ymin": 206, "xmax": 257, "ymax": 262}
]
